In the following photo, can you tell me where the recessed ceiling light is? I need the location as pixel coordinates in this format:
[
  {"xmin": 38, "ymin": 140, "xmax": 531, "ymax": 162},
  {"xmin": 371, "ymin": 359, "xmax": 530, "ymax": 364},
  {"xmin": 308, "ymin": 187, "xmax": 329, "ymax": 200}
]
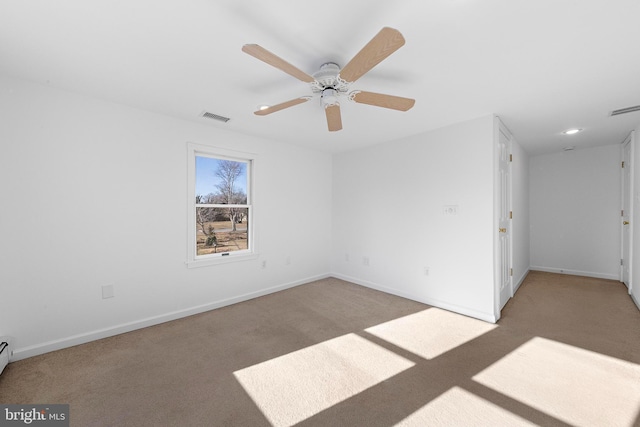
[
  {"xmin": 563, "ymin": 128, "xmax": 582, "ymax": 135},
  {"xmin": 257, "ymin": 105, "xmax": 270, "ymax": 111},
  {"xmin": 563, "ymin": 146, "xmax": 575, "ymax": 151}
]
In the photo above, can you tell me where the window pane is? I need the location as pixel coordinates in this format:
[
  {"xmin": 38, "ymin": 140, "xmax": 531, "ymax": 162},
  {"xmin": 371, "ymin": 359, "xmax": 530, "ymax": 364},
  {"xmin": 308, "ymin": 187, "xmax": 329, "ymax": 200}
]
[
  {"xmin": 196, "ymin": 207, "xmax": 249, "ymax": 256},
  {"xmin": 196, "ymin": 156, "xmax": 248, "ymax": 203}
]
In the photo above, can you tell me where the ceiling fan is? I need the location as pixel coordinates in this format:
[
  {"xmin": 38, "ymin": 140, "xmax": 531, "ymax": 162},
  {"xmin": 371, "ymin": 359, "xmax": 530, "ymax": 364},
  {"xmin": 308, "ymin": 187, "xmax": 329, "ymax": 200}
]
[{"xmin": 242, "ymin": 27, "xmax": 415, "ymax": 132}]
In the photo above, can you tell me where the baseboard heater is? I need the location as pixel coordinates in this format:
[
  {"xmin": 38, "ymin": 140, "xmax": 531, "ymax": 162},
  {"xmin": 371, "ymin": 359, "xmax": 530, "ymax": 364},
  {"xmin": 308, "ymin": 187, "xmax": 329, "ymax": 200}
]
[{"xmin": 0, "ymin": 341, "xmax": 10, "ymax": 375}]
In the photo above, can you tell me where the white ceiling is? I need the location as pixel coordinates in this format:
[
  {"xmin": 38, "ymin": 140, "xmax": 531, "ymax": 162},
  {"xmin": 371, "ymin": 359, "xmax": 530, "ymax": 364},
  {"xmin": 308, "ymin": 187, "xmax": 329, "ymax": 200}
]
[{"xmin": 2, "ymin": 0, "xmax": 640, "ymax": 155}]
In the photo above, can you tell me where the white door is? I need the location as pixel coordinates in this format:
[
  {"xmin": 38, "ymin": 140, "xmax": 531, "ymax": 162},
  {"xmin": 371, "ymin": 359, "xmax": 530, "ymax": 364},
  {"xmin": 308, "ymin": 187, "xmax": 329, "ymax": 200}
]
[
  {"xmin": 621, "ymin": 135, "xmax": 632, "ymax": 289},
  {"xmin": 497, "ymin": 126, "xmax": 512, "ymax": 309}
]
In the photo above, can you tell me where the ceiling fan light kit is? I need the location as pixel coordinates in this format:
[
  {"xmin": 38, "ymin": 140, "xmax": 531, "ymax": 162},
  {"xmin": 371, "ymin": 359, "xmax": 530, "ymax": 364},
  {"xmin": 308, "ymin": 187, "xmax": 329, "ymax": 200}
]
[
  {"xmin": 242, "ymin": 27, "xmax": 415, "ymax": 132},
  {"xmin": 321, "ymin": 88, "xmax": 339, "ymax": 107},
  {"xmin": 562, "ymin": 128, "xmax": 582, "ymax": 135}
]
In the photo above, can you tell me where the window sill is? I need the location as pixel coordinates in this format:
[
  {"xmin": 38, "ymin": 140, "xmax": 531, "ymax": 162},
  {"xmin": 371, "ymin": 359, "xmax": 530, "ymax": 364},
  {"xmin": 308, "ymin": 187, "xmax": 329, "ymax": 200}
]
[{"xmin": 186, "ymin": 252, "xmax": 259, "ymax": 268}]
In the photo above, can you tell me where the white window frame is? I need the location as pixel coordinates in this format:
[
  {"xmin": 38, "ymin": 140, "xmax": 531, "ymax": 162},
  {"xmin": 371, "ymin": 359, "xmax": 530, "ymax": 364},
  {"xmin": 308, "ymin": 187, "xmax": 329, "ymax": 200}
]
[{"xmin": 186, "ymin": 142, "xmax": 258, "ymax": 268}]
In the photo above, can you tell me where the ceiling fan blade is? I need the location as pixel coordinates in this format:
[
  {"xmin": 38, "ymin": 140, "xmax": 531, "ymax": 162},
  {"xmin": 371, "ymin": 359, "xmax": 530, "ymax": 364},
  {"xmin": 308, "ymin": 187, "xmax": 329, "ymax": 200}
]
[
  {"xmin": 242, "ymin": 44, "xmax": 316, "ymax": 83},
  {"xmin": 254, "ymin": 97, "xmax": 309, "ymax": 116},
  {"xmin": 325, "ymin": 104, "xmax": 343, "ymax": 132},
  {"xmin": 338, "ymin": 27, "xmax": 406, "ymax": 84},
  {"xmin": 351, "ymin": 91, "xmax": 415, "ymax": 111}
]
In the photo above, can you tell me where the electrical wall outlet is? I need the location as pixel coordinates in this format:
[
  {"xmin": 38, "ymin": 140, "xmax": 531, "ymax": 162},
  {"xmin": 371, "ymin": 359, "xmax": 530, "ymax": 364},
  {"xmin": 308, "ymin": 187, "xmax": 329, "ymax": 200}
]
[
  {"xmin": 363, "ymin": 256, "xmax": 370, "ymax": 266},
  {"xmin": 443, "ymin": 205, "xmax": 458, "ymax": 215}
]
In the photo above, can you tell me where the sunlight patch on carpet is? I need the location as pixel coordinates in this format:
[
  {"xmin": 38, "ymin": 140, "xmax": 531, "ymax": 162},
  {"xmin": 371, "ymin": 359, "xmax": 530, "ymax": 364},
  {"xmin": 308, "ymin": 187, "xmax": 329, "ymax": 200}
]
[
  {"xmin": 233, "ymin": 333, "xmax": 414, "ymax": 427},
  {"xmin": 473, "ymin": 337, "xmax": 640, "ymax": 427},
  {"xmin": 395, "ymin": 386, "xmax": 537, "ymax": 426},
  {"xmin": 365, "ymin": 308, "xmax": 497, "ymax": 359}
]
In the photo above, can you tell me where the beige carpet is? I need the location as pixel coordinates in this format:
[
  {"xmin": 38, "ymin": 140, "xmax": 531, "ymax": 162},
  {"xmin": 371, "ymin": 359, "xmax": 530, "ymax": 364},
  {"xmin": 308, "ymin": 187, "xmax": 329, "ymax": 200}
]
[{"xmin": 1, "ymin": 272, "xmax": 639, "ymax": 426}]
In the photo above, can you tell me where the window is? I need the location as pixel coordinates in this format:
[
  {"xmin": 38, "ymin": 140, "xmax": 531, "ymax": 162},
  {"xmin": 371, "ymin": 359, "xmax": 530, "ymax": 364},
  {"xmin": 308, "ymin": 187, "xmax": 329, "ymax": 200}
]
[{"xmin": 187, "ymin": 143, "xmax": 256, "ymax": 267}]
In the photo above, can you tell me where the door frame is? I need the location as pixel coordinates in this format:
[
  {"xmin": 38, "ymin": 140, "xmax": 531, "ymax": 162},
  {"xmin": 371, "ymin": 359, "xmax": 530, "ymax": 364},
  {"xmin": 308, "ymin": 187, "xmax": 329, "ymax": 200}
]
[
  {"xmin": 621, "ymin": 131, "xmax": 634, "ymax": 294},
  {"xmin": 493, "ymin": 116, "xmax": 513, "ymax": 321}
]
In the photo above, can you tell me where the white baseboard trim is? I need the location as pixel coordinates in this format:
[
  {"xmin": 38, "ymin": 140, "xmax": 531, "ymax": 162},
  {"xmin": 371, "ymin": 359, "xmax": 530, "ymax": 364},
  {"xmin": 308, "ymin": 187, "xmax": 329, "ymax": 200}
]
[
  {"xmin": 332, "ymin": 273, "xmax": 497, "ymax": 323},
  {"xmin": 513, "ymin": 269, "xmax": 530, "ymax": 295},
  {"xmin": 12, "ymin": 273, "xmax": 330, "ymax": 361},
  {"xmin": 632, "ymin": 291, "xmax": 640, "ymax": 311},
  {"xmin": 530, "ymin": 266, "xmax": 619, "ymax": 281}
]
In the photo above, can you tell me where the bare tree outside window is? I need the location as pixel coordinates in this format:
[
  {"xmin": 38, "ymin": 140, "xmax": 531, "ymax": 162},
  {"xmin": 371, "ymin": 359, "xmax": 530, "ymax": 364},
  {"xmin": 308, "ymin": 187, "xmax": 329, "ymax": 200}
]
[
  {"xmin": 214, "ymin": 160, "xmax": 247, "ymax": 231},
  {"xmin": 194, "ymin": 156, "xmax": 250, "ymax": 256}
]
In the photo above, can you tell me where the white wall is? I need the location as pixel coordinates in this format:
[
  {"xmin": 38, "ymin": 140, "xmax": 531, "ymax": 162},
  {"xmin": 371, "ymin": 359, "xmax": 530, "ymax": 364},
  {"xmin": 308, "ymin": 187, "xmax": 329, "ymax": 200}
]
[
  {"xmin": 331, "ymin": 115, "xmax": 497, "ymax": 322},
  {"xmin": 633, "ymin": 128, "xmax": 640, "ymax": 310},
  {"xmin": 0, "ymin": 75, "xmax": 333, "ymax": 359},
  {"xmin": 511, "ymin": 138, "xmax": 530, "ymax": 292},
  {"xmin": 530, "ymin": 145, "xmax": 621, "ymax": 279}
]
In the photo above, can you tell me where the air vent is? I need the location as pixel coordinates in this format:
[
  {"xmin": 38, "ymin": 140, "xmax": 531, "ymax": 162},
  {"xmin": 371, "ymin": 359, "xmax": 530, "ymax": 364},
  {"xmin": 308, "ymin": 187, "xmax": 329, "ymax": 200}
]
[
  {"xmin": 201, "ymin": 111, "xmax": 230, "ymax": 123},
  {"xmin": 610, "ymin": 105, "xmax": 640, "ymax": 116}
]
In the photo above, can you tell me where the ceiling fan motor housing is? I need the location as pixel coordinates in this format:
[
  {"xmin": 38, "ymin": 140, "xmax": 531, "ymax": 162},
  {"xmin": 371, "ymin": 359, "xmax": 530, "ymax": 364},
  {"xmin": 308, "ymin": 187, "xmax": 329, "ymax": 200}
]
[
  {"xmin": 313, "ymin": 62, "xmax": 349, "ymax": 107},
  {"xmin": 312, "ymin": 62, "xmax": 340, "ymax": 87}
]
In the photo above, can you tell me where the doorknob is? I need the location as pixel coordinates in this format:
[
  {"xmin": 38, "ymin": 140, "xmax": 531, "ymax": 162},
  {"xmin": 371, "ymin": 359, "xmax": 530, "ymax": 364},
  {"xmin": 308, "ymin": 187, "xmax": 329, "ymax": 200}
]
[
  {"xmin": 623, "ymin": 221, "xmax": 630, "ymax": 225},
  {"xmin": 499, "ymin": 228, "xmax": 507, "ymax": 233}
]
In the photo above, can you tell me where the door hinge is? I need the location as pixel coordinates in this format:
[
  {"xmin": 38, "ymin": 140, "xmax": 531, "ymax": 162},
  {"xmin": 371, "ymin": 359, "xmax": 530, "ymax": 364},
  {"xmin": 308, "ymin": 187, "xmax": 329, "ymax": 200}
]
[
  {"xmin": 622, "ymin": 161, "xmax": 625, "ymax": 168},
  {"xmin": 509, "ymin": 154, "xmax": 513, "ymax": 162},
  {"xmin": 622, "ymin": 210, "xmax": 624, "ymax": 217},
  {"xmin": 509, "ymin": 211, "xmax": 513, "ymax": 219},
  {"xmin": 510, "ymin": 268, "xmax": 513, "ymax": 276},
  {"xmin": 621, "ymin": 259, "xmax": 624, "ymax": 266}
]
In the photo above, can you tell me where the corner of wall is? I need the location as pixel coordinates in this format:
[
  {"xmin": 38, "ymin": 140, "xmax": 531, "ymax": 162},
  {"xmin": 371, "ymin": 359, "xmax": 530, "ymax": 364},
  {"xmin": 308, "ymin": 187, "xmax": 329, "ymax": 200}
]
[
  {"xmin": 331, "ymin": 273, "xmax": 498, "ymax": 323},
  {"xmin": 632, "ymin": 128, "xmax": 640, "ymax": 307}
]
